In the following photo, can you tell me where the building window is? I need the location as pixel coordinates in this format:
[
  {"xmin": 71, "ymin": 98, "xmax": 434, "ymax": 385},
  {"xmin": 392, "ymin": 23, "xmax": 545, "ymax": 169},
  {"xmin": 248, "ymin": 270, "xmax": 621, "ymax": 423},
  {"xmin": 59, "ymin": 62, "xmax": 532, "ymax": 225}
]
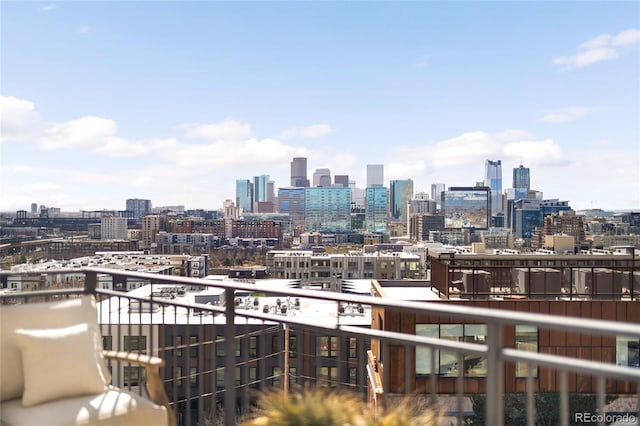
[
  {"xmin": 317, "ymin": 366, "xmax": 338, "ymax": 387},
  {"xmin": 415, "ymin": 324, "xmax": 487, "ymax": 377},
  {"xmin": 123, "ymin": 336, "xmax": 146, "ymax": 353},
  {"xmin": 174, "ymin": 367, "xmax": 183, "ymax": 386},
  {"xmin": 249, "ymin": 367, "xmax": 257, "ymax": 384},
  {"xmin": 289, "ymin": 367, "xmax": 297, "ymax": 385},
  {"xmin": 190, "ymin": 336, "xmax": 198, "ymax": 358},
  {"xmin": 349, "ymin": 367, "xmax": 357, "ymax": 384},
  {"xmin": 189, "ymin": 367, "xmax": 197, "ymax": 386},
  {"xmin": 317, "ymin": 336, "xmax": 338, "ymax": 357},
  {"xmin": 272, "ymin": 335, "xmax": 280, "ymax": 353},
  {"xmin": 249, "ymin": 336, "xmax": 257, "ymax": 358},
  {"xmin": 175, "ymin": 335, "xmax": 183, "ymax": 357},
  {"xmin": 235, "ymin": 339, "xmax": 241, "ymax": 357},
  {"xmin": 216, "ymin": 335, "xmax": 225, "ymax": 357},
  {"xmin": 616, "ymin": 336, "xmax": 640, "ymax": 367},
  {"xmin": 215, "ymin": 368, "xmax": 224, "ymax": 387},
  {"xmin": 349, "ymin": 337, "xmax": 357, "ymax": 358},
  {"xmin": 289, "ymin": 335, "xmax": 297, "ymax": 358},
  {"xmin": 272, "ymin": 367, "xmax": 282, "ymax": 387},
  {"xmin": 515, "ymin": 325, "xmax": 539, "ymax": 378},
  {"xmin": 102, "ymin": 335, "xmax": 112, "ymax": 350},
  {"xmin": 123, "ymin": 366, "xmax": 145, "ymax": 387}
]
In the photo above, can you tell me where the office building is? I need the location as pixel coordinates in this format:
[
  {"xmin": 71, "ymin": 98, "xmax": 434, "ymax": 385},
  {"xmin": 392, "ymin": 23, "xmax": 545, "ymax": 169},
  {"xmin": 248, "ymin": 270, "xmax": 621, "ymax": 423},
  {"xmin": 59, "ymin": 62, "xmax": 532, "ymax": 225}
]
[
  {"xmin": 365, "ymin": 186, "xmax": 388, "ymax": 234},
  {"xmin": 431, "ymin": 183, "xmax": 445, "ymax": 209},
  {"xmin": 141, "ymin": 215, "xmax": 161, "ymax": 250},
  {"xmin": 312, "ymin": 168, "xmax": 332, "ymax": 187},
  {"xmin": 278, "ymin": 187, "xmax": 306, "ymax": 228},
  {"xmin": 101, "ymin": 215, "xmax": 128, "ymax": 240},
  {"xmin": 389, "ymin": 179, "xmax": 414, "ymax": 222},
  {"xmin": 513, "ymin": 164, "xmax": 530, "ymax": 192},
  {"xmin": 235, "ymin": 179, "xmax": 253, "ymax": 213},
  {"xmin": 366, "ymin": 165, "xmax": 384, "ymax": 188},
  {"xmin": 334, "ymin": 175, "xmax": 349, "ymax": 187},
  {"xmin": 253, "ymin": 175, "xmax": 270, "ymax": 204},
  {"xmin": 126, "ymin": 199, "xmax": 152, "ymax": 220},
  {"xmin": 304, "ymin": 187, "xmax": 352, "ymax": 233},
  {"xmin": 484, "ymin": 160, "xmax": 503, "ymax": 215},
  {"xmin": 290, "ymin": 157, "xmax": 309, "ymax": 187},
  {"xmin": 442, "ymin": 187, "xmax": 491, "ymax": 229}
]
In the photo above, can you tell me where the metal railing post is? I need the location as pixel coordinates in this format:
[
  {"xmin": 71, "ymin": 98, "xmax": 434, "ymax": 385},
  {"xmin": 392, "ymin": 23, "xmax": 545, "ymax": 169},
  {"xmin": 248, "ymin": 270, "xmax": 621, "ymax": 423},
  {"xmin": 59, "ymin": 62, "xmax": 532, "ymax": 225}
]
[
  {"xmin": 224, "ymin": 289, "xmax": 236, "ymax": 426},
  {"xmin": 486, "ymin": 321, "xmax": 504, "ymax": 426},
  {"xmin": 84, "ymin": 270, "xmax": 97, "ymax": 295}
]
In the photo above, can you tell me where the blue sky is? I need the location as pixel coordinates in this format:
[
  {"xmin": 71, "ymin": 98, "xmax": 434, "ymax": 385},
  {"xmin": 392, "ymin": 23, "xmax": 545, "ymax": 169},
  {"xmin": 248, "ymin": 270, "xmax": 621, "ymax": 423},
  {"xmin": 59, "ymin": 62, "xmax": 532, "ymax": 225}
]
[{"xmin": 1, "ymin": 1, "xmax": 639, "ymax": 212}]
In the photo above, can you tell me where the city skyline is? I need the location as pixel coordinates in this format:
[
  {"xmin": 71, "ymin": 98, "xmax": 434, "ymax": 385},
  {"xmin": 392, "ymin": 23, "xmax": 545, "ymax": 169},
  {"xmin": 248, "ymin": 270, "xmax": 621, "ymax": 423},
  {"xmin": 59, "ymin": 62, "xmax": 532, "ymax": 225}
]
[{"xmin": 1, "ymin": 2, "xmax": 639, "ymax": 212}]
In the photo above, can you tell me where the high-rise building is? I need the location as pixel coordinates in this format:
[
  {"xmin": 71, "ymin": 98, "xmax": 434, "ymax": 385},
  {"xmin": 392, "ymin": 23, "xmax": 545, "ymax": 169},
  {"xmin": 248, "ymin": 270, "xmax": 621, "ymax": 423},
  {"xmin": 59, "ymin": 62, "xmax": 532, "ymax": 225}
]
[
  {"xmin": 101, "ymin": 215, "xmax": 128, "ymax": 240},
  {"xmin": 253, "ymin": 175, "xmax": 269, "ymax": 204},
  {"xmin": 278, "ymin": 187, "xmax": 306, "ymax": 227},
  {"xmin": 235, "ymin": 179, "xmax": 253, "ymax": 213},
  {"xmin": 304, "ymin": 187, "xmax": 351, "ymax": 233},
  {"xmin": 126, "ymin": 199, "xmax": 152, "ymax": 220},
  {"xmin": 141, "ymin": 215, "xmax": 160, "ymax": 249},
  {"xmin": 430, "ymin": 183, "xmax": 445, "ymax": 209},
  {"xmin": 513, "ymin": 164, "xmax": 530, "ymax": 192},
  {"xmin": 290, "ymin": 157, "xmax": 309, "ymax": 187},
  {"xmin": 312, "ymin": 168, "xmax": 332, "ymax": 187},
  {"xmin": 442, "ymin": 187, "xmax": 491, "ymax": 229},
  {"xmin": 30, "ymin": 203, "xmax": 37, "ymax": 214},
  {"xmin": 334, "ymin": 175, "xmax": 349, "ymax": 187},
  {"xmin": 389, "ymin": 179, "xmax": 414, "ymax": 222},
  {"xmin": 484, "ymin": 160, "xmax": 503, "ymax": 215},
  {"xmin": 365, "ymin": 186, "xmax": 388, "ymax": 234},
  {"xmin": 267, "ymin": 180, "xmax": 275, "ymax": 203},
  {"xmin": 366, "ymin": 165, "xmax": 384, "ymax": 187}
]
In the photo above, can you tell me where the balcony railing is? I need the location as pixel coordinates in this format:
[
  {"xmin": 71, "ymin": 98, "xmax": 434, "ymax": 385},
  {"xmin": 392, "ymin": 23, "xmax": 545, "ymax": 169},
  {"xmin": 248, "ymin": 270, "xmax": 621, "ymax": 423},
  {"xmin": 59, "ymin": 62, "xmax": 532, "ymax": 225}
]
[{"xmin": 2, "ymin": 266, "xmax": 640, "ymax": 426}]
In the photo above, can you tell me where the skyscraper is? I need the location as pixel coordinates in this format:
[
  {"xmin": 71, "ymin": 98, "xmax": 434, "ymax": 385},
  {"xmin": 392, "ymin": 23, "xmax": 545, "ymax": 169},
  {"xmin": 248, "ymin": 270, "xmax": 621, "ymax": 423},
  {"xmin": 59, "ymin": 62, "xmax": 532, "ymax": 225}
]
[
  {"xmin": 430, "ymin": 183, "xmax": 445, "ymax": 209},
  {"xmin": 236, "ymin": 179, "xmax": 253, "ymax": 213},
  {"xmin": 312, "ymin": 168, "xmax": 332, "ymax": 187},
  {"xmin": 126, "ymin": 198, "xmax": 152, "ymax": 220},
  {"xmin": 484, "ymin": 160, "xmax": 503, "ymax": 215},
  {"xmin": 334, "ymin": 175, "xmax": 349, "ymax": 187},
  {"xmin": 389, "ymin": 179, "xmax": 414, "ymax": 222},
  {"xmin": 253, "ymin": 175, "xmax": 269, "ymax": 203},
  {"xmin": 366, "ymin": 164, "xmax": 384, "ymax": 187},
  {"xmin": 290, "ymin": 157, "xmax": 309, "ymax": 187},
  {"xmin": 513, "ymin": 164, "xmax": 530, "ymax": 192},
  {"xmin": 365, "ymin": 186, "xmax": 388, "ymax": 234},
  {"xmin": 304, "ymin": 187, "xmax": 351, "ymax": 233}
]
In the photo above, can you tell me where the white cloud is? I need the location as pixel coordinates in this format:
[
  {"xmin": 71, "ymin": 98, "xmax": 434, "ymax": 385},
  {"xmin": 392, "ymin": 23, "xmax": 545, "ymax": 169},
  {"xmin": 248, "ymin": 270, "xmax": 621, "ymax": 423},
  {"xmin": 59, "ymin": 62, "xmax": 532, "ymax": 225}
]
[
  {"xmin": 42, "ymin": 116, "xmax": 117, "ymax": 150},
  {"xmin": 184, "ymin": 119, "xmax": 252, "ymax": 141},
  {"xmin": 21, "ymin": 182, "xmax": 62, "ymax": 192},
  {"xmin": 172, "ymin": 138, "xmax": 303, "ymax": 167},
  {"xmin": 77, "ymin": 26, "xmax": 90, "ymax": 35},
  {"xmin": 553, "ymin": 28, "xmax": 640, "ymax": 69},
  {"xmin": 430, "ymin": 131, "xmax": 502, "ymax": 167},
  {"xmin": 280, "ymin": 124, "xmax": 334, "ymax": 140},
  {"xmin": 38, "ymin": 4, "xmax": 57, "ymax": 12},
  {"xmin": 0, "ymin": 95, "xmax": 42, "ymax": 140},
  {"xmin": 540, "ymin": 106, "xmax": 592, "ymax": 123},
  {"xmin": 502, "ymin": 139, "xmax": 564, "ymax": 164},
  {"xmin": 96, "ymin": 137, "xmax": 179, "ymax": 158},
  {"xmin": 386, "ymin": 161, "xmax": 427, "ymax": 181}
]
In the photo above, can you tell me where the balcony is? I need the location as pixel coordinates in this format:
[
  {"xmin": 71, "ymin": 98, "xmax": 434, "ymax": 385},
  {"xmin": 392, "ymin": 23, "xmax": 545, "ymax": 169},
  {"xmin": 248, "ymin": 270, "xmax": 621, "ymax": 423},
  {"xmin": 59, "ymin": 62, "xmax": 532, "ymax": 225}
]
[{"xmin": 1, "ymin": 267, "xmax": 639, "ymax": 426}]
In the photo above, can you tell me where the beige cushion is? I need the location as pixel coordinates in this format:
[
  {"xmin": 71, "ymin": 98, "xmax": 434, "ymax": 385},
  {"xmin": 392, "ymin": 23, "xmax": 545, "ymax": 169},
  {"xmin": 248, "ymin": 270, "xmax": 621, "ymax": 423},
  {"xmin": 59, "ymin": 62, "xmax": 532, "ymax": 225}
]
[
  {"xmin": 0, "ymin": 387, "xmax": 168, "ymax": 426},
  {"xmin": 16, "ymin": 323, "xmax": 110, "ymax": 407},
  {"xmin": 0, "ymin": 295, "xmax": 107, "ymax": 402}
]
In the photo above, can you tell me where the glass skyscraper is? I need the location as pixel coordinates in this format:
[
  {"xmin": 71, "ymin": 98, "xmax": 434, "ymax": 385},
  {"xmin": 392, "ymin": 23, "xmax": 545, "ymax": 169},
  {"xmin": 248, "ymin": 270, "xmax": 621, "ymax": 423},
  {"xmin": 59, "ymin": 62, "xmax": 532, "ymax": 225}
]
[
  {"xmin": 484, "ymin": 160, "xmax": 503, "ymax": 215},
  {"xmin": 235, "ymin": 179, "xmax": 253, "ymax": 213},
  {"xmin": 253, "ymin": 175, "xmax": 269, "ymax": 203},
  {"xmin": 304, "ymin": 187, "xmax": 351, "ymax": 233},
  {"xmin": 365, "ymin": 186, "xmax": 388, "ymax": 234},
  {"xmin": 513, "ymin": 164, "xmax": 530, "ymax": 192},
  {"xmin": 390, "ymin": 179, "xmax": 414, "ymax": 222},
  {"xmin": 278, "ymin": 187, "xmax": 306, "ymax": 226}
]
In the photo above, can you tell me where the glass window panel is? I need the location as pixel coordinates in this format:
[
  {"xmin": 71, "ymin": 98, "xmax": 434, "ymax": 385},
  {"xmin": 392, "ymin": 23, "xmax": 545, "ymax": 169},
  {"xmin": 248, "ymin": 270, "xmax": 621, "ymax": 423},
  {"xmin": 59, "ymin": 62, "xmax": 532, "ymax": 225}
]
[
  {"xmin": 616, "ymin": 336, "xmax": 640, "ymax": 367},
  {"xmin": 216, "ymin": 335, "xmax": 225, "ymax": 357},
  {"xmin": 515, "ymin": 325, "xmax": 538, "ymax": 377},
  {"xmin": 416, "ymin": 325, "xmax": 439, "ymax": 375}
]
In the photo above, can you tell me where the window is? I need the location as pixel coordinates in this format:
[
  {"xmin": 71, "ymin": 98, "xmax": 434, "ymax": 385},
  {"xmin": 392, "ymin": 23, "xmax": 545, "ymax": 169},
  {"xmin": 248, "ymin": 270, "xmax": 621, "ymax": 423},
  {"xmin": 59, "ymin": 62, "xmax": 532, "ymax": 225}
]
[
  {"xmin": 317, "ymin": 336, "xmax": 338, "ymax": 357},
  {"xmin": 289, "ymin": 335, "xmax": 297, "ymax": 358},
  {"xmin": 174, "ymin": 367, "xmax": 183, "ymax": 386},
  {"xmin": 235, "ymin": 339, "xmax": 241, "ymax": 357},
  {"xmin": 272, "ymin": 367, "xmax": 282, "ymax": 387},
  {"xmin": 272, "ymin": 335, "xmax": 280, "ymax": 353},
  {"xmin": 102, "ymin": 335, "xmax": 112, "ymax": 350},
  {"xmin": 249, "ymin": 367, "xmax": 257, "ymax": 384},
  {"xmin": 289, "ymin": 367, "xmax": 297, "ymax": 385},
  {"xmin": 349, "ymin": 367, "xmax": 357, "ymax": 384},
  {"xmin": 190, "ymin": 336, "xmax": 198, "ymax": 358},
  {"xmin": 216, "ymin": 335, "xmax": 225, "ymax": 357},
  {"xmin": 249, "ymin": 336, "xmax": 258, "ymax": 358},
  {"xmin": 216, "ymin": 368, "xmax": 224, "ymax": 387},
  {"xmin": 175, "ymin": 335, "xmax": 183, "ymax": 357},
  {"xmin": 415, "ymin": 324, "xmax": 487, "ymax": 377},
  {"xmin": 349, "ymin": 337, "xmax": 357, "ymax": 358},
  {"xmin": 189, "ymin": 367, "xmax": 197, "ymax": 386},
  {"xmin": 123, "ymin": 336, "xmax": 146, "ymax": 352},
  {"xmin": 317, "ymin": 366, "xmax": 338, "ymax": 387},
  {"xmin": 123, "ymin": 366, "xmax": 145, "ymax": 387},
  {"xmin": 515, "ymin": 325, "xmax": 538, "ymax": 377},
  {"xmin": 616, "ymin": 336, "xmax": 640, "ymax": 367}
]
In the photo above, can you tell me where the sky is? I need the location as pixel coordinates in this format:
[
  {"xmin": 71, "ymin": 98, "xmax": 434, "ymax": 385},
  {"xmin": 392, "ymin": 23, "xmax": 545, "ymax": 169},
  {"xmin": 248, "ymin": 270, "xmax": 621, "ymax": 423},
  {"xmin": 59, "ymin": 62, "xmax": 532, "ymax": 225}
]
[{"xmin": 1, "ymin": 1, "xmax": 639, "ymax": 213}]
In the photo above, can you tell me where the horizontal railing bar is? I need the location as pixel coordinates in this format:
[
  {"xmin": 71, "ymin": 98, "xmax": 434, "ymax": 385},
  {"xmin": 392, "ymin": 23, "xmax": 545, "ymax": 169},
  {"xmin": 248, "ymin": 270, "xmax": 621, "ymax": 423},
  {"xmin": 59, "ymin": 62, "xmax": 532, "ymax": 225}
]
[
  {"xmin": 0, "ymin": 288, "xmax": 85, "ymax": 299},
  {"xmin": 78, "ymin": 267, "xmax": 640, "ymax": 339},
  {"xmin": 503, "ymin": 348, "xmax": 640, "ymax": 381}
]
